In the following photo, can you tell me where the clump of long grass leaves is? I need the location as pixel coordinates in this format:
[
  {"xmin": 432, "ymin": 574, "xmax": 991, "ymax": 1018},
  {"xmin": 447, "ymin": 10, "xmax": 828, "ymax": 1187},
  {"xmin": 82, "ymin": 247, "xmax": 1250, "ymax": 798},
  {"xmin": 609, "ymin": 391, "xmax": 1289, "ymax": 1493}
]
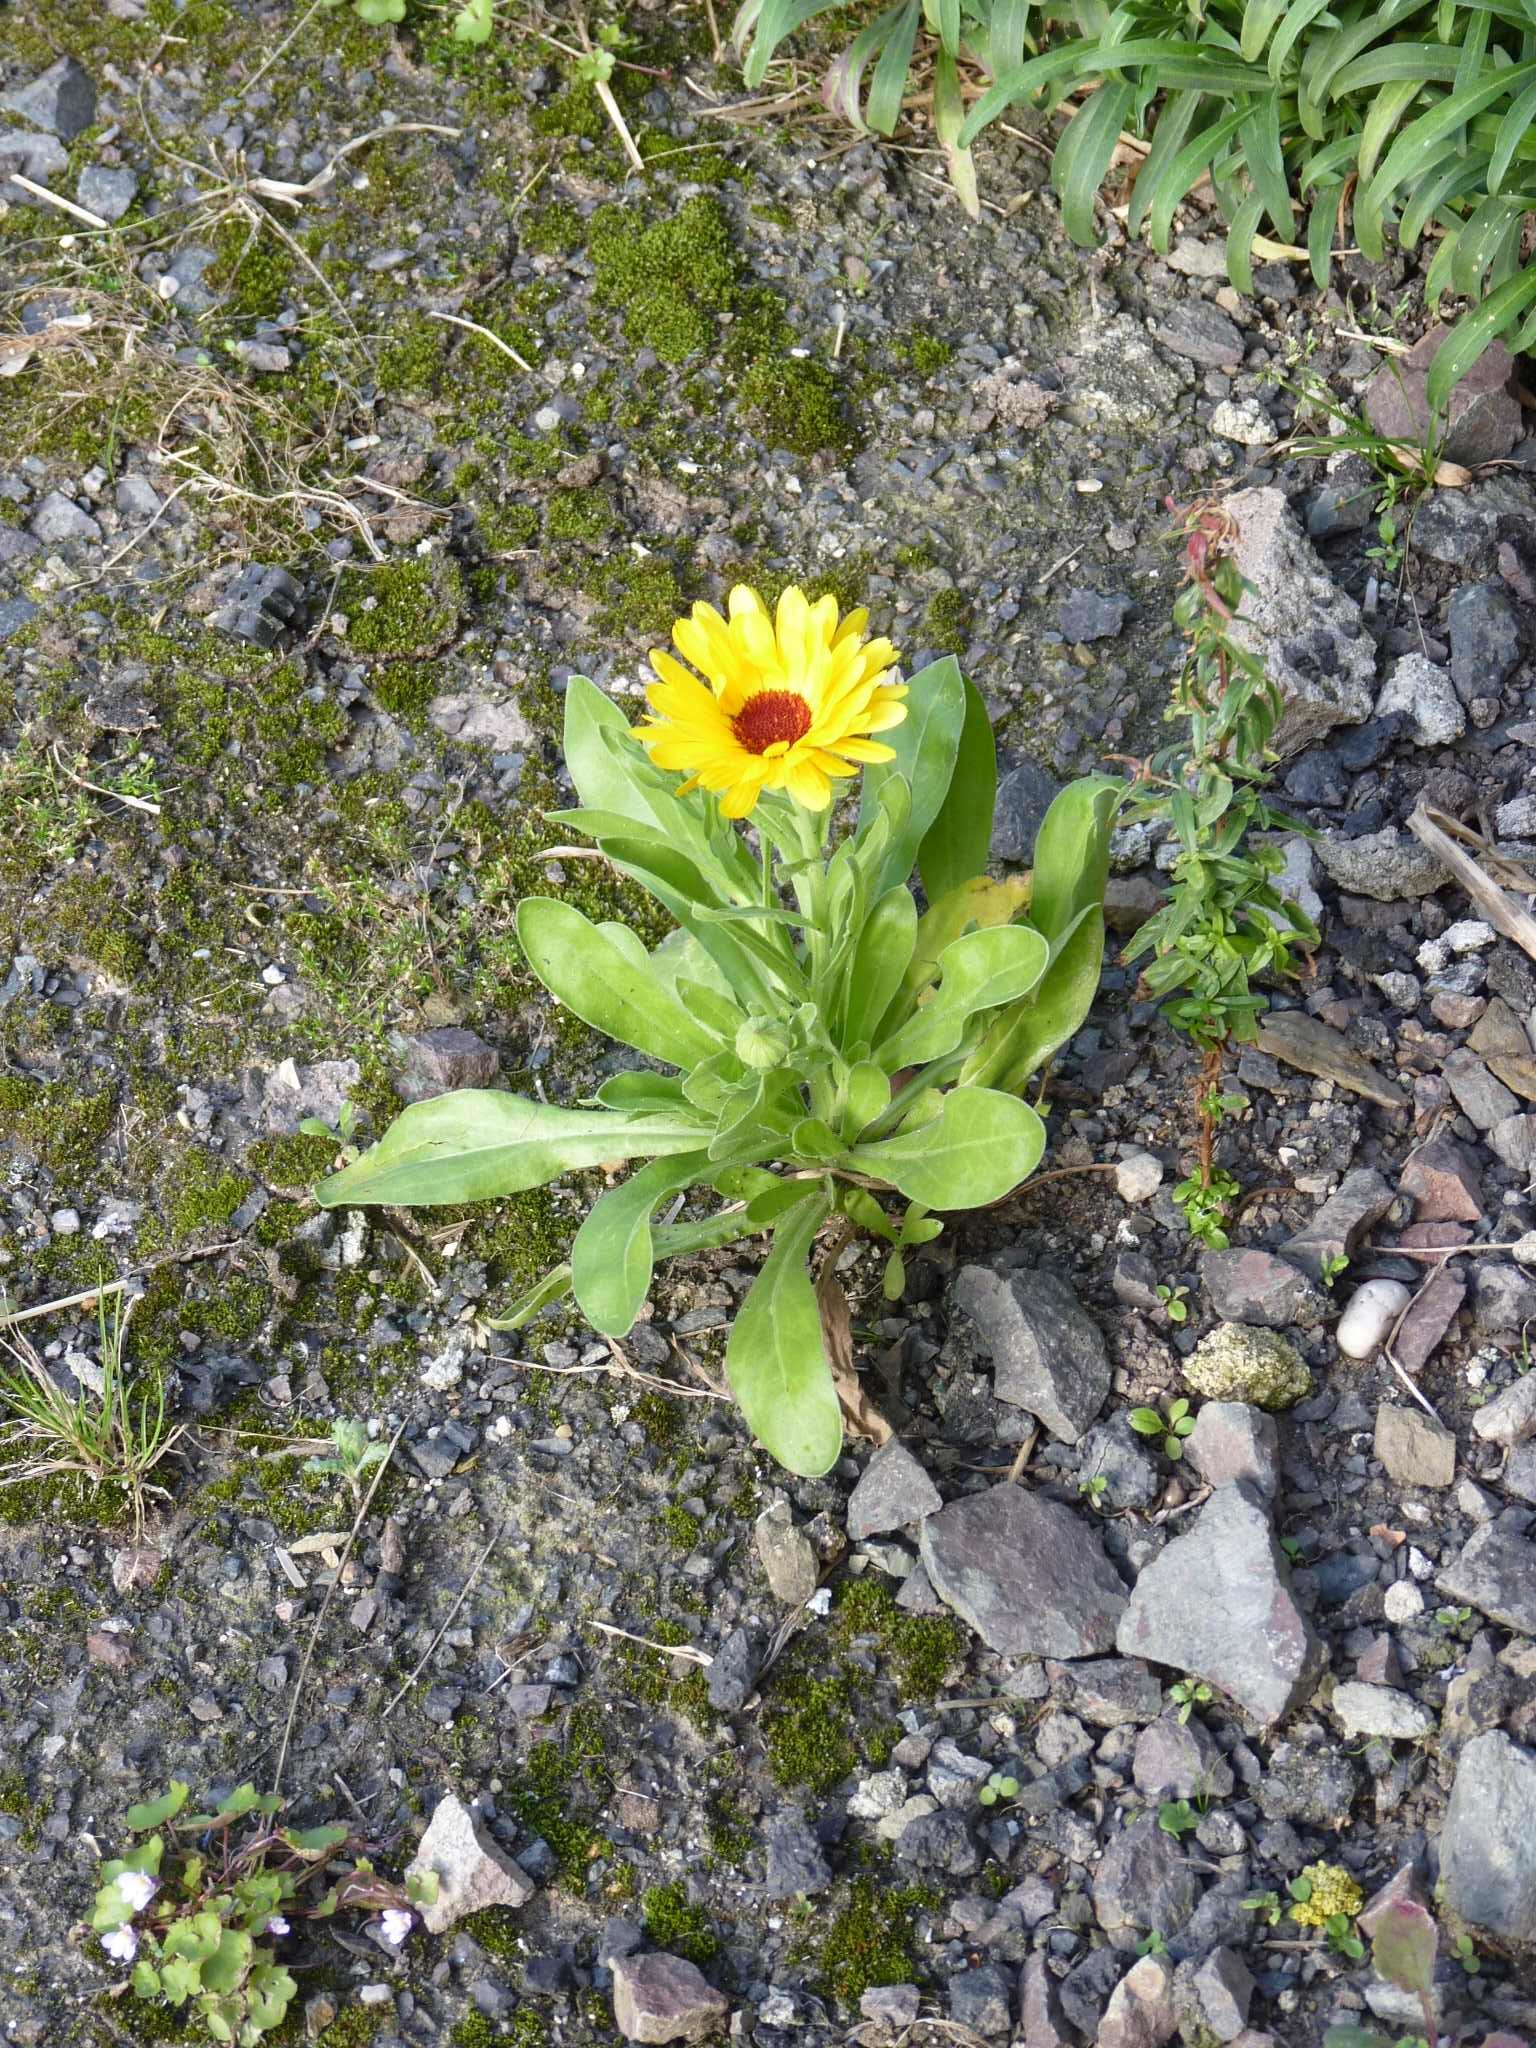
[{"xmin": 736, "ymin": 0, "xmax": 1536, "ymax": 403}]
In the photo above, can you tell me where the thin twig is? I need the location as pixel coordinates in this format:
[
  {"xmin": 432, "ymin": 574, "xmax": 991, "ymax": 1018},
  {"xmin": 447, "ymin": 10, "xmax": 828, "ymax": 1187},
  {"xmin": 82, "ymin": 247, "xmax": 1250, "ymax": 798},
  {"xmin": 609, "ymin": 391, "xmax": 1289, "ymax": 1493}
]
[
  {"xmin": 425, "ymin": 308, "xmax": 539, "ymax": 380},
  {"xmin": 51, "ymin": 745, "xmax": 162, "ymax": 816},
  {"xmin": 590, "ymin": 1620, "xmax": 711, "ymax": 1666},
  {"xmin": 381, "ymin": 1518, "xmax": 503, "ymax": 1720},
  {"xmin": 274, "ymin": 1420, "xmax": 404, "ymax": 1792},
  {"xmin": 0, "ymin": 1240, "xmax": 241, "ymax": 1331},
  {"xmin": 239, "ymin": 0, "xmax": 328, "ymax": 98},
  {"xmin": 8, "ymin": 175, "xmax": 110, "ymax": 229}
]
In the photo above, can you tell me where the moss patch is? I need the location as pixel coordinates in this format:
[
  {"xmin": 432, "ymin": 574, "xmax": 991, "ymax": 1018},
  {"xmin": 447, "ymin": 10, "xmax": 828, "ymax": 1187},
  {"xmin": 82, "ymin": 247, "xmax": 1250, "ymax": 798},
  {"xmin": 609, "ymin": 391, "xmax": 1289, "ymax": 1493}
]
[
  {"xmin": 641, "ymin": 1881, "xmax": 719, "ymax": 1966},
  {"xmin": 820, "ymin": 1877, "xmax": 933, "ymax": 2006},
  {"xmin": 338, "ymin": 555, "xmax": 465, "ymax": 658},
  {"xmin": 738, "ymin": 356, "xmax": 854, "ymax": 458},
  {"xmin": 590, "ymin": 196, "xmax": 740, "ymax": 364}
]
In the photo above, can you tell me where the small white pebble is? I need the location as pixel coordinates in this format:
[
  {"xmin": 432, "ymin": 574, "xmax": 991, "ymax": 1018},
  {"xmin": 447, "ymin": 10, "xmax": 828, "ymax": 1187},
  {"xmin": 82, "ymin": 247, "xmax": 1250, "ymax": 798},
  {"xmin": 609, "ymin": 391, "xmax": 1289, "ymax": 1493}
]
[
  {"xmin": 1444, "ymin": 919, "xmax": 1496, "ymax": 954},
  {"xmin": 1336, "ymin": 1279, "xmax": 1411, "ymax": 1360},
  {"xmin": 806, "ymin": 1587, "xmax": 832, "ymax": 1616},
  {"xmin": 260, "ymin": 964, "xmax": 285, "ymax": 986},
  {"xmin": 50, "ymin": 1209, "xmax": 81, "ymax": 1236},
  {"xmin": 1384, "ymin": 1580, "xmax": 1425, "ymax": 1622},
  {"xmin": 1113, "ymin": 1150, "xmax": 1164, "ymax": 1204}
]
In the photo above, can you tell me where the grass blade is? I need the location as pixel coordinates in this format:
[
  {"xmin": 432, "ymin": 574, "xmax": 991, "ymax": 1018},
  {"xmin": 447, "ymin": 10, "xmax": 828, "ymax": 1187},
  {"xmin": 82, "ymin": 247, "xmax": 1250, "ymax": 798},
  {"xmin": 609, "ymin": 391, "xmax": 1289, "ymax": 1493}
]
[
  {"xmin": 1426, "ymin": 262, "xmax": 1536, "ymax": 412},
  {"xmin": 1054, "ymin": 77, "xmax": 1136, "ymax": 243}
]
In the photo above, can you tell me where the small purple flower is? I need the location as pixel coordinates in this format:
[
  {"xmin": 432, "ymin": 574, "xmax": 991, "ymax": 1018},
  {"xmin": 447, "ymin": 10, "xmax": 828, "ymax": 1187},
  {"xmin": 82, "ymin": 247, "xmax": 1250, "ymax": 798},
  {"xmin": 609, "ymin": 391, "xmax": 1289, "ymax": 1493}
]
[
  {"xmin": 116, "ymin": 1871, "xmax": 158, "ymax": 1912},
  {"xmin": 265, "ymin": 1915, "xmax": 290, "ymax": 1937},
  {"xmin": 378, "ymin": 1908, "xmax": 413, "ymax": 1948},
  {"xmin": 102, "ymin": 1926, "xmax": 139, "ymax": 1964}
]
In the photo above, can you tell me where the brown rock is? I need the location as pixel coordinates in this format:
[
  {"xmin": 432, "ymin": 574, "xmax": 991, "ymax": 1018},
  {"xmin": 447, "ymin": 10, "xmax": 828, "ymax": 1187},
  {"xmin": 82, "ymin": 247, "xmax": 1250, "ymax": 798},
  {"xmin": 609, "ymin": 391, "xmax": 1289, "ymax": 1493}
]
[
  {"xmin": 109, "ymin": 1544, "xmax": 164, "ymax": 1593},
  {"xmin": 1375, "ymin": 1404, "xmax": 1456, "ymax": 1488},
  {"xmin": 1020, "ymin": 1954, "xmax": 1072, "ymax": 2048},
  {"xmin": 1355, "ymin": 1633, "xmax": 1403, "ymax": 1688},
  {"xmin": 611, "ymin": 1954, "xmax": 729, "ymax": 2045},
  {"xmin": 1364, "ymin": 324, "xmax": 1522, "ymax": 466},
  {"xmin": 1393, "ymin": 1267, "xmax": 1468, "ymax": 1372},
  {"xmin": 1256, "ymin": 1010, "xmax": 1406, "ymax": 1109},
  {"xmin": 406, "ymin": 1794, "xmax": 536, "ymax": 1934},
  {"xmin": 1098, "ymin": 1955, "xmax": 1178, "ymax": 2048},
  {"xmin": 85, "ymin": 1628, "xmax": 133, "ymax": 1671},
  {"xmin": 1397, "ymin": 1221, "xmax": 1473, "ymax": 1251},
  {"xmin": 395, "ymin": 1026, "xmax": 500, "ymax": 1104}
]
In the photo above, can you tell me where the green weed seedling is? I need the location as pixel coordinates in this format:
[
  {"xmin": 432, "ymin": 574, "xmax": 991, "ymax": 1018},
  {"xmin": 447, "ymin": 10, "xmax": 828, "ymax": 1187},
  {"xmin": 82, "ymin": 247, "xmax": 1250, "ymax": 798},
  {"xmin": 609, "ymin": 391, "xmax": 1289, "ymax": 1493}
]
[{"xmin": 1128, "ymin": 1395, "xmax": 1197, "ymax": 1463}]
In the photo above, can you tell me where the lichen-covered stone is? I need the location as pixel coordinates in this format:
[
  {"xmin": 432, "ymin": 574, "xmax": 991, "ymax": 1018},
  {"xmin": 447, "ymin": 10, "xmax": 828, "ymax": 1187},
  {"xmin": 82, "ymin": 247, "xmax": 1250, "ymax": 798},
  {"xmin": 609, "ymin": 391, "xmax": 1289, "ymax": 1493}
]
[{"xmin": 1183, "ymin": 1325, "xmax": 1310, "ymax": 1411}]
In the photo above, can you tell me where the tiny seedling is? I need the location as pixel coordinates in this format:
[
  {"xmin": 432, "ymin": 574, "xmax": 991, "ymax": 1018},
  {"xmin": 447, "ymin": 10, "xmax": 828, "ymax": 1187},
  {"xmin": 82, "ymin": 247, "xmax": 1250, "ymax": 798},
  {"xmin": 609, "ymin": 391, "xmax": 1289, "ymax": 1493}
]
[
  {"xmin": 1242, "ymin": 1890, "xmax": 1284, "ymax": 1927},
  {"xmin": 1155, "ymin": 1281, "xmax": 1189, "ymax": 1324},
  {"xmin": 976, "ymin": 1770, "xmax": 1019, "ymax": 1808},
  {"xmin": 1077, "ymin": 1471, "xmax": 1109, "ymax": 1509},
  {"xmin": 1167, "ymin": 1678, "xmax": 1213, "ymax": 1725},
  {"xmin": 298, "ymin": 1100, "xmax": 361, "ymax": 1166},
  {"xmin": 1454, "ymin": 1932, "xmax": 1478, "ymax": 1974},
  {"xmin": 1128, "ymin": 1395, "xmax": 1197, "ymax": 1462},
  {"xmin": 1433, "ymin": 1605, "xmax": 1472, "ymax": 1632},
  {"xmin": 1134, "ymin": 1928, "xmax": 1169, "ymax": 1959},
  {"xmin": 303, "ymin": 1418, "xmax": 390, "ymax": 1503},
  {"xmin": 1320, "ymin": 1252, "xmax": 1349, "ymax": 1290},
  {"xmin": 1326, "ymin": 1912, "xmax": 1366, "ymax": 1961},
  {"xmin": 1173, "ymin": 1166, "xmax": 1242, "ymax": 1251},
  {"xmin": 1279, "ymin": 1535, "xmax": 1307, "ymax": 1565},
  {"xmin": 1157, "ymin": 1799, "xmax": 1198, "ymax": 1839}
]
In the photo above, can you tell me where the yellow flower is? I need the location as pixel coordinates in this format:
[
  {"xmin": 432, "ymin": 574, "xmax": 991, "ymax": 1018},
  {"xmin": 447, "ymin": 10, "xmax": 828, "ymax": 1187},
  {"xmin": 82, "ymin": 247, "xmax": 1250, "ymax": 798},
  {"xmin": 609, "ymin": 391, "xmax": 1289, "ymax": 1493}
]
[{"xmin": 635, "ymin": 583, "xmax": 905, "ymax": 818}]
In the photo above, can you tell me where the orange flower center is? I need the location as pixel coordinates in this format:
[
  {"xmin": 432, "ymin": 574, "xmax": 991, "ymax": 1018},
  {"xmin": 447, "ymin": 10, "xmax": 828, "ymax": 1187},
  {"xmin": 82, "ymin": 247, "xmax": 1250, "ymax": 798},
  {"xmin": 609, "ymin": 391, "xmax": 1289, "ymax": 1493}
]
[{"xmin": 733, "ymin": 690, "xmax": 811, "ymax": 755}]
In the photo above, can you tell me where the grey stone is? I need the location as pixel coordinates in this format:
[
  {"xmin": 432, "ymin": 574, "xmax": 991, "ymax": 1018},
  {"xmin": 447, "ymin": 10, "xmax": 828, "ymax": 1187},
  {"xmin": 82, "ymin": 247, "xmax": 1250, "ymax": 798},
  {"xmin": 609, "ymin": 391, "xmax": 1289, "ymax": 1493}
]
[
  {"xmin": 1365, "ymin": 324, "xmax": 1523, "ymax": 467},
  {"xmin": 1020, "ymin": 1954, "xmax": 1072, "ymax": 2048},
  {"xmin": 1051, "ymin": 1656, "xmax": 1163, "ymax": 1726},
  {"xmin": 406, "ymin": 1794, "xmax": 535, "ymax": 1934},
  {"xmin": 1254, "ymin": 1743, "xmax": 1359, "ymax": 1826},
  {"xmin": 1438, "ymin": 1519, "xmax": 1536, "ymax": 1635},
  {"xmin": 1132, "ymin": 1715, "xmax": 1234, "ymax": 1801},
  {"xmin": 29, "ymin": 491, "xmax": 101, "ymax": 543},
  {"xmin": 1188, "ymin": 1950, "xmax": 1253, "ymax": 2043},
  {"xmin": 1201, "ymin": 1248, "xmax": 1327, "ymax": 1329},
  {"xmin": 1506, "ymin": 1442, "xmax": 1536, "ymax": 1503},
  {"xmin": 1489, "ymin": 1112, "xmax": 1536, "ymax": 1174},
  {"xmin": 0, "ymin": 127, "xmax": 69, "ymax": 193},
  {"xmin": 1059, "ymin": 1947, "xmax": 1126, "ymax": 2039},
  {"xmin": 1223, "ymin": 486, "xmax": 1377, "ymax": 753},
  {"xmin": 1450, "ymin": 582, "xmax": 1524, "ymax": 703},
  {"xmin": 763, "ymin": 1809, "xmax": 830, "ymax": 1897},
  {"xmin": 1374, "ymin": 651, "xmax": 1466, "ymax": 745},
  {"xmin": 1077, "ymin": 1412, "xmax": 1161, "ymax": 1509},
  {"xmin": 1331, "ymin": 1680, "xmax": 1434, "ymax": 1741},
  {"xmin": 1440, "ymin": 1732, "xmax": 1536, "ymax": 1942},
  {"xmin": 1210, "ymin": 397, "xmax": 1277, "ymax": 446},
  {"xmin": 706, "ymin": 1626, "xmax": 762, "ymax": 1713},
  {"xmin": 429, "ymin": 689, "xmax": 535, "ymax": 753},
  {"xmin": 1473, "ymin": 1264, "xmax": 1536, "ymax": 1334},
  {"xmin": 991, "ymin": 757, "xmax": 1063, "ymax": 864},
  {"xmin": 847, "ymin": 1439, "xmax": 942, "ymax": 1540},
  {"xmin": 1314, "ymin": 827, "xmax": 1445, "ymax": 902},
  {"xmin": 396, "ymin": 1027, "xmax": 500, "ymax": 1104},
  {"xmin": 925, "ymin": 1736, "xmax": 991, "ymax": 1808},
  {"xmin": 209, "ymin": 562, "xmax": 303, "ymax": 646},
  {"xmin": 1115, "ymin": 1483, "xmax": 1323, "ymax": 1727},
  {"xmin": 1093, "ymin": 1816, "xmax": 1200, "ymax": 1949},
  {"xmin": 861, "ymin": 1986, "xmax": 919, "ymax": 2029},
  {"xmin": 115, "ymin": 474, "xmax": 163, "ymax": 519},
  {"xmin": 1307, "ymin": 466, "xmax": 1374, "ymax": 539},
  {"xmin": 231, "ymin": 339, "xmax": 292, "ymax": 373},
  {"xmin": 754, "ymin": 1500, "xmax": 819, "ymax": 1605},
  {"xmin": 0, "ymin": 57, "xmax": 97, "ymax": 139},
  {"xmin": 611, "ymin": 1954, "xmax": 729, "ymax": 2045},
  {"xmin": 1394, "ymin": 1265, "xmax": 1467, "ymax": 1373},
  {"xmin": 1184, "ymin": 1402, "xmax": 1280, "ymax": 1499},
  {"xmin": 920, "ymin": 1483, "xmax": 1126, "ymax": 1659},
  {"xmin": 1098, "ymin": 1954, "xmax": 1178, "ymax": 2048},
  {"xmin": 1445, "ymin": 1048, "xmax": 1519, "ymax": 1129},
  {"xmin": 947, "ymin": 1965, "xmax": 1013, "ymax": 2037},
  {"xmin": 894, "ymin": 1560, "xmax": 943, "ymax": 1613},
  {"xmin": 950, "ymin": 1261, "xmax": 1110, "ymax": 1443},
  {"xmin": 1374, "ymin": 1405, "xmax": 1456, "ymax": 1489},
  {"xmin": 76, "ymin": 163, "xmax": 138, "ymax": 221},
  {"xmin": 1156, "ymin": 303, "xmax": 1244, "ymax": 368},
  {"xmin": 1057, "ymin": 588, "xmax": 1132, "ymax": 642},
  {"xmin": 1282, "ymin": 1168, "xmax": 1395, "ymax": 1283},
  {"xmin": 0, "ymin": 595, "xmax": 40, "ymax": 643},
  {"xmin": 895, "ymin": 1808, "xmax": 980, "ymax": 1876},
  {"xmin": 1183, "ymin": 1324, "xmax": 1310, "ymax": 1410}
]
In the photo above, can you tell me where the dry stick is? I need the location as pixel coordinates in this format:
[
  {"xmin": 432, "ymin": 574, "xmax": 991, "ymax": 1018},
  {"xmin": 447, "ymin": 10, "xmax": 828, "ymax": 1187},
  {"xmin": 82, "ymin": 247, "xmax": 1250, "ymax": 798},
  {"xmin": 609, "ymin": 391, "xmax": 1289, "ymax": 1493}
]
[
  {"xmin": 0, "ymin": 1241, "xmax": 240, "ymax": 1330},
  {"xmin": 239, "ymin": 0, "xmax": 329, "ymax": 99},
  {"xmin": 51, "ymin": 744, "xmax": 163, "ymax": 816},
  {"xmin": 425, "ymin": 308, "xmax": 540, "ymax": 380},
  {"xmin": 590, "ymin": 1620, "xmax": 712, "ymax": 1666},
  {"xmin": 273, "ymin": 1419, "xmax": 405, "ymax": 1793},
  {"xmin": 8, "ymin": 174, "xmax": 110, "ymax": 229},
  {"xmin": 381, "ymin": 1517, "xmax": 503, "ymax": 1720}
]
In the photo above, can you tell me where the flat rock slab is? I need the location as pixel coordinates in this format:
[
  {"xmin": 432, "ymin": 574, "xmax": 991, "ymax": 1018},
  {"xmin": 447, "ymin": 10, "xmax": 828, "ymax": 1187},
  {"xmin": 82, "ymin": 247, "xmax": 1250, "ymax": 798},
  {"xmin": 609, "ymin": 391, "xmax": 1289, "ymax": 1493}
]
[
  {"xmin": 1399, "ymin": 1133, "xmax": 1483, "ymax": 1222},
  {"xmin": 1256, "ymin": 1010, "xmax": 1406, "ymax": 1109},
  {"xmin": 612, "ymin": 1953, "xmax": 730, "ymax": 2044},
  {"xmin": 1282, "ymin": 1167, "xmax": 1395, "ymax": 1283},
  {"xmin": 1394, "ymin": 1266, "xmax": 1467, "ymax": 1373},
  {"xmin": 1331, "ymin": 1680, "xmax": 1435, "ymax": 1741},
  {"xmin": 1438, "ymin": 1519, "xmax": 1536, "ymax": 1636},
  {"xmin": 920, "ymin": 1483, "xmax": 1127, "ymax": 1659},
  {"xmin": 846, "ymin": 1438, "xmax": 942, "ymax": 1540},
  {"xmin": 1440, "ymin": 1731, "xmax": 1536, "ymax": 1942},
  {"xmin": 1366, "ymin": 324, "xmax": 1523, "ymax": 467},
  {"xmin": 1374, "ymin": 1404, "xmax": 1456, "ymax": 1489},
  {"xmin": 1472, "ymin": 1373, "xmax": 1536, "ymax": 1445},
  {"xmin": 407, "ymin": 1793, "xmax": 535, "ymax": 1934},
  {"xmin": 1116, "ymin": 1482, "xmax": 1323, "ymax": 1726},
  {"xmin": 950, "ymin": 1261, "xmax": 1111, "ymax": 1443},
  {"xmin": 1201, "ymin": 1248, "xmax": 1327, "ymax": 1329}
]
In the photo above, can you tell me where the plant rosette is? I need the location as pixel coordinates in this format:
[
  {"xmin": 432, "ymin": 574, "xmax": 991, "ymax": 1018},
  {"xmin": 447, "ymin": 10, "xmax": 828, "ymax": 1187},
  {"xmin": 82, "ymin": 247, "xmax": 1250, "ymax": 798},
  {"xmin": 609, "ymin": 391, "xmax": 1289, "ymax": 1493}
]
[{"xmin": 316, "ymin": 583, "xmax": 1119, "ymax": 1475}]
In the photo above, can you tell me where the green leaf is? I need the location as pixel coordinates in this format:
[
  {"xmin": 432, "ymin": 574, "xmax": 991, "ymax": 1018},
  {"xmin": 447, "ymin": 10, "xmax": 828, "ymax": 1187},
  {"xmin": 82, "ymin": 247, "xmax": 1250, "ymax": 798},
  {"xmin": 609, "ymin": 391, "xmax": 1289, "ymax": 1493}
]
[
  {"xmin": 484, "ymin": 1260, "xmax": 573, "ymax": 1331},
  {"xmin": 452, "ymin": 0, "xmax": 494, "ymax": 40},
  {"xmin": 571, "ymin": 1151, "xmax": 712, "ymax": 1336},
  {"xmin": 840, "ymin": 884, "xmax": 918, "ymax": 1052},
  {"xmin": 933, "ymin": 43, "xmax": 980, "ymax": 219},
  {"xmin": 1054, "ymin": 77, "xmax": 1136, "ymax": 245},
  {"xmin": 561, "ymin": 675, "xmax": 653, "ymax": 826},
  {"xmin": 163, "ymin": 1913, "xmax": 223, "ymax": 1965},
  {"xmin": 315, "ymin": 1093, "xmax": 709, "ymax": 1208},
  {"xmin": 859, "ymin": 654, "xmax": 967, "ymax": 893},
  {"xmin": 866, "ymin": 0, "xmax": 920, "ymax": 134},
  {"xmin": 876, "ymin": 923, "xmax": 1049, "ymax": 1071},
  {"xmin": 846, "ymin": 1086, "xmax": 1046, "ymax": 1208},
  {"xmin": 916, "ymin": 671, "xmax": 997, "ymax": 902},
  {"xmin": 199, "ymin": 1928, "xmax": 253, "ymax": 1996},
  {"xmin": 159, "ymin": 1954, "xmax": 203, "ymax": 2006},
  {"xmin": 125, "ymin": 1783, "xmax": 189, "ymax": 1831},
  {"xmin": 246, "ymin": 1962, "xmax": 299, "ymax": 2031},
  {"xmin": 131, "ymin": 1960, "xmax": 162, "ymax": 1998},
  {"xmin": 1427, "ymin": 265, "xmax": 1536, "ymax": 413},
  {"xmin": 725, "ymin": 1190, "xmax": 842, "ymax": 1476},
  {"xmin": 841, "ymin": 1059, "xmax": 891, "ymax": 1138},
  {"xmin": 279, "ymin": 1823, "xmax": 351, "ymax": 1855},
  {"xmin": 516, "ymin": 898, "xmax": 724, "ymax": 1068},
  {"xmin": 1368, "ymin": 1898, "xmax": 1437, "ymax": 2000}
]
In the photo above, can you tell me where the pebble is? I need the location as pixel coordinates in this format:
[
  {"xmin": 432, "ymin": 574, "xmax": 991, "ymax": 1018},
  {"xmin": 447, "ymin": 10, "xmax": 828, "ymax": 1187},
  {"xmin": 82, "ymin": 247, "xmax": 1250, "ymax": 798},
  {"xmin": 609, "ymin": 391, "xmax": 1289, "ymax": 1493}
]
[{"xmin": 1335, "ymin": 1279, "xmax": 1411, "ymax": 1359}]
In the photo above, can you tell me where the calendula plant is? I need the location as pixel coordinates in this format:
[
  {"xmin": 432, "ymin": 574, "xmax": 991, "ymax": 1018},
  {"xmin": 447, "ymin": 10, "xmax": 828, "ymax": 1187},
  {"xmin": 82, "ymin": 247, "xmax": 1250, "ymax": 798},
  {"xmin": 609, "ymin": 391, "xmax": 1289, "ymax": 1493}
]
[
  {"xmin": 1120, "ymin": 499, "xmax": 1316, "ymax": 1250},
  {"xmin": 317, "ymin": 584, "xmax": 1118, "ymax": 1476},
  {"xmin": 91, "ymin": 1781, "xmax": 435, "ymax": 2045}
]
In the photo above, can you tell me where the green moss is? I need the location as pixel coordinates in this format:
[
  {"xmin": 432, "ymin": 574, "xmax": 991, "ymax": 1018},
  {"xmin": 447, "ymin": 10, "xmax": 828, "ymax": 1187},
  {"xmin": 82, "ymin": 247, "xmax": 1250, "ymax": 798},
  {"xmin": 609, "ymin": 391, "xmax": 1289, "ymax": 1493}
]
[
  {"xmin": 590, "ymin": 196, "xmax": 740, "ymax": 363},
  {"xmin": 522, "ymin": 202, "xmax": 586, "ymax": 256},
  {"xmin": 658, "ymin": 1505, "xmax": 701, "ymax": 1550},
  {"xmin": 248, "ymin": 1131, "xmax": 337, "ymax": 1190},
  {"xmin": 477, "ymin": 502, "xmax": 541, "ymax": 554},
  {"xmin": 832, "ymin": 1577, "xmax": 965, "ymax": 1698},
  {"xmin": 751, "ymin": 202, "xmax": 795, "ymax": 228},
  {"xmin": 599, "ymin": 554, "xmax": 687, "ymax": 638},
  {"xmin": 545, "ymin": 487, "xmax": 618, "ymax": 544},
  {"xmin": 819, "ymin": 1878, "xmax": 932, "ymax": 2007},
  {"xmin": 0, "ymin": 1074, "xmax": 116, "ymax": 1180},
  {"xmin": 738, "ymin": 356, "xmax": 854, "ymax": 458},
  {"xmin": 532, "ymin": 80, "xmax": 608, "ymax": 141},
  {"xmin": 165, "ymin": 1149, "xmax": 250, "ymax": 1240},
  {"xmin": 900, "ymin": 333, "xmax": 953, "ymax": 375},
  {"xmin": 49, "ymin": 874, "xmax": 147, "ymax": 980},
  {"xmin": 507, "ymin": 1726, "xmax": 613, "ymax": 1891},
  {"xmin": 921, "ymin": 586, "xmax": 973, "ymax": 655},
  {"xmin": 764, "ymin": 1675, "xmax": 859, "ymax": 1794},
  {"xmin": 631, "ymin": 1392, "xmax": 688, "ymax": 1450},
  {"xmin": 374, "ymin": 314, "xmax": 449, "ymax": 397},
  {"xmin": 207, "ymin": 215, "xmax": 294, "ymax": 319},
  {"xmin": 449, "ymin": 2019, "xmax": 497, "ymax": 2048},
  {"xmin": 642, "ymin": 1882, "xmax": 720, "ymax": 1966},
  {"xmin": 339, "ymin": 556, "xmax": 465, "ymax": 658}
]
